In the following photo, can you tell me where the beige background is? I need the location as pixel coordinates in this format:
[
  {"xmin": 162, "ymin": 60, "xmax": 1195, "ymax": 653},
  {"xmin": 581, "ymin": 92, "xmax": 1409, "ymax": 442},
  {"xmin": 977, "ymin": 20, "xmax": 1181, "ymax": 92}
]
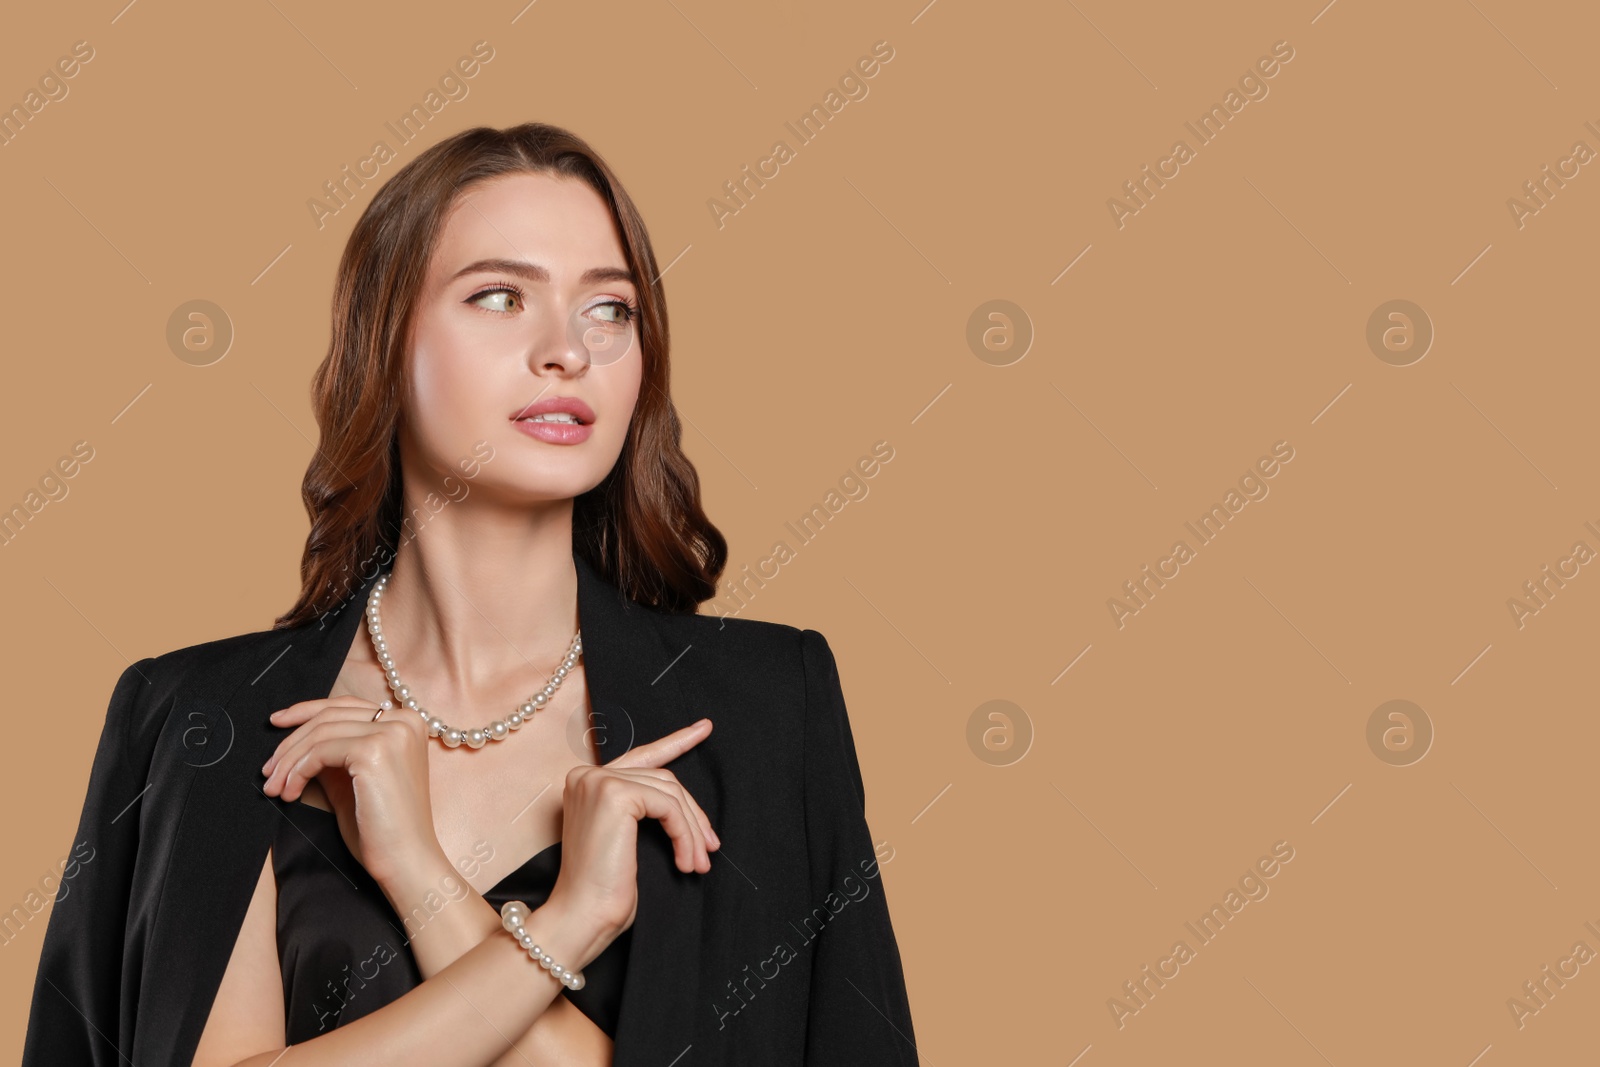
[{"xmin": 3, "ymin": 0, "xmax": 1597, "ymax": 1062}]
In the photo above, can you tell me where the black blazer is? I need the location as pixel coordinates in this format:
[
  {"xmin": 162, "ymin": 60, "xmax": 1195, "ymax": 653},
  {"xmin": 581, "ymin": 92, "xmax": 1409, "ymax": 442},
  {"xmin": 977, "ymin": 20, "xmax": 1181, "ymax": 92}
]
[{"xmin": 22, "ymin": 554, "xmax": 920, "ymax": 1066}]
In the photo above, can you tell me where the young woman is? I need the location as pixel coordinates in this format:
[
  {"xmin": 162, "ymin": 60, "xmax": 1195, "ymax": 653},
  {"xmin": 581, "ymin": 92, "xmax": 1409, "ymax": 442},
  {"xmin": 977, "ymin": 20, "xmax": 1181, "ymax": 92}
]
[{"xmin": 22, "ymin": 123, "xmax": 918, "ymax": 1066}]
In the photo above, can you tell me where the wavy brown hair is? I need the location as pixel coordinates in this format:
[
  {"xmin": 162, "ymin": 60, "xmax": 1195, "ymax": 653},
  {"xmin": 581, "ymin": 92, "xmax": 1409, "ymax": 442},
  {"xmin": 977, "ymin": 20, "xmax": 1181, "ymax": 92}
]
[{"xmin": 273, "ymin": 122, "xmax": 726, "ymax": 631}]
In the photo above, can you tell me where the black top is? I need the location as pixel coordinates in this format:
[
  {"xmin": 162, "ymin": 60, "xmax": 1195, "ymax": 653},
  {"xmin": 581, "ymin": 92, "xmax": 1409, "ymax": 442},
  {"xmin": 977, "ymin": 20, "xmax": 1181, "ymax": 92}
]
[
  {"xmin": 271, "ymin": 797, "xmax": 631, "ymax": 1041},
  {"xmin": 23, "ymin": 553, "xmax": 919, "ymax": 1066}
]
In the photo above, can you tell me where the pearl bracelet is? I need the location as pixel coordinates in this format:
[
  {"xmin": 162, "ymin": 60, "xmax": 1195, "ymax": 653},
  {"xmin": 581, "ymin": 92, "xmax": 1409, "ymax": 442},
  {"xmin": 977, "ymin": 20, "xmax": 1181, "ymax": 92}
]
[{"xmin": 500, "ymin": 900, "xmax": 586, "ymax": 991}]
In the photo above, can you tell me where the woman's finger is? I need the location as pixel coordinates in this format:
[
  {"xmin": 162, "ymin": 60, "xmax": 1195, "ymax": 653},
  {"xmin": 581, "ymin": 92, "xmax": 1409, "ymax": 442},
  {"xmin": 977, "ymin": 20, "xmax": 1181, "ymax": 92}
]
[
  {"xmin": 592, "ymin": 772, "xmax": 707, "ymax": 874},
  {"xmin": 269, "ymin": 694, "xmax": 386, "ymax": 728},
  {"xmin": 626, "ymin": 768, "xmax": 719, "ymax": 851},
  {"xmin": 267, "ymin": 725, "xmax": 393, "ymax": 802},
  {"xmin": 608, "ymin": 770, "xmax": 709, "ymax": 872},
  {"xmin": 604, "ymin": 718, "xmax": 712, "ymax": 771},
  {"xmin": 263, "ymin": 720, "xmax": 357, "ymax": 798},
  {"xmin": 263, "ymin": 702, "xmax": 392, "ymax": 776},
  {"xmin": 263, "ymin": 721, "xmax": 379, "ymax": 799}
]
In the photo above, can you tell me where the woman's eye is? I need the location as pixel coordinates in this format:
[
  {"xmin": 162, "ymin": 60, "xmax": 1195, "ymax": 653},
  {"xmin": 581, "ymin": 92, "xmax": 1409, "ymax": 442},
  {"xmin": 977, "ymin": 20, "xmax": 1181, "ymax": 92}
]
[
  {"xmin": 470, "ymin": 288, "xmax": 520, "ymax": 313},
  {"xmin": 591, "ymin": 301, "xmax": 635, "ymax": 325}
]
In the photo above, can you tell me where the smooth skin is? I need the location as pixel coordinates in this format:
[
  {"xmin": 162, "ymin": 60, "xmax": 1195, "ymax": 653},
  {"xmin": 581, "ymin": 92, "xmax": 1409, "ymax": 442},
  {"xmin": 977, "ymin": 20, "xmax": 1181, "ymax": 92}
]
[{"xmin": 191, "ymin": 170, "xmax": 719, "ymax": 1066}]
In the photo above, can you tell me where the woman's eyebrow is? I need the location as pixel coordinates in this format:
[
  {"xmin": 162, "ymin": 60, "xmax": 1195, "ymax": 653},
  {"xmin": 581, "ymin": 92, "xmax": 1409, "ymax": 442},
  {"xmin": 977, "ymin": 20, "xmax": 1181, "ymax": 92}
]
[{"xmin": 450, "ymin": 257, "xmax": 636, "ymax": 286}]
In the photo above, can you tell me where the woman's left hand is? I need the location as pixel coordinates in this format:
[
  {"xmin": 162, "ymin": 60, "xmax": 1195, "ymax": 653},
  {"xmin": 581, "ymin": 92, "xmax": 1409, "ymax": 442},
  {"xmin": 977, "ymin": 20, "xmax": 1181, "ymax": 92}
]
[{"xmin": 260, "ymin": 695, "xmax": 447, "ymax": 893}]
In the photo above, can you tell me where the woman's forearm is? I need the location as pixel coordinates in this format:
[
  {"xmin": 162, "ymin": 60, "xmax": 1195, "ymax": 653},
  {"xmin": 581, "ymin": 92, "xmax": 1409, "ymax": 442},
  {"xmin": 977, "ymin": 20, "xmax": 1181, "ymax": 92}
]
[
  {"xmin": 380, "ymin": 845, "xmax": 506, "ymax": 979},
  {"xmin": 489, "ymin": 995, "xmax": 614, "ymax": 1066},
  {"xmin": 225, "ymin": 897, "xmax": 606, "ymax": 1067},
  {"xmin": 384, "ymin": 858, "xmax": 613, "ymax": 1064}
]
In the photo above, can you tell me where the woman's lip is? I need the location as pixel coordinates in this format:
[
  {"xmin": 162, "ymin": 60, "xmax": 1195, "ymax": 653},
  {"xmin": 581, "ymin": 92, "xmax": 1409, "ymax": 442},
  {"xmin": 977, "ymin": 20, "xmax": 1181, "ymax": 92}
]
[
  {"xmin": 513, "ymin": 417, "xmax": 594, "ymax": 445},
  {"xmin": 510, "ymin": 396, "xmax": 596, "ymax": 423}
]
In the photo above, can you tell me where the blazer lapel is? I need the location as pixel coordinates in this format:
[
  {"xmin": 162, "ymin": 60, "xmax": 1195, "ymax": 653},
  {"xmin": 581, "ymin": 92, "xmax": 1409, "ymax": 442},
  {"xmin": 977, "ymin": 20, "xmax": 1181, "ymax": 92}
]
[
  {"xmin": 144, "ymin": 558, "xmax": 709, "ymax": 1065},
  {"xmin": 573, "ymin": 553, "xmax": 708, "ymax": 1063}
]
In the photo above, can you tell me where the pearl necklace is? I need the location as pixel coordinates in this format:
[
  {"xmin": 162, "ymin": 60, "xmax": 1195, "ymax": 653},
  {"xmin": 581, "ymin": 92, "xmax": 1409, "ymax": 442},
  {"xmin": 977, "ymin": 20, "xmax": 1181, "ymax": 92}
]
[{"xmin": 365, "ymin": 571, "xmax": 582, "ymax": 749}]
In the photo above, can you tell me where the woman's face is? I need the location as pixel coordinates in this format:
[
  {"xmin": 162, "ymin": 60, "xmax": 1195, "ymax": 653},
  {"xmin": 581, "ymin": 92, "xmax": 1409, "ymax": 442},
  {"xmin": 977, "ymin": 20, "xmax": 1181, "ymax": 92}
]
[{"xmin": 399, "ymin": 170, "xmax": 644, "ymax": 507}]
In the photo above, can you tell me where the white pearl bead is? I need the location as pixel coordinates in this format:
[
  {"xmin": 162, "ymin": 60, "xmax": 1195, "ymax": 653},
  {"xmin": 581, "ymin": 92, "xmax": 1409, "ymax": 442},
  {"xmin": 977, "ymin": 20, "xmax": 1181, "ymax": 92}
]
[
  {"xmin": 443, "ymin": 729, "xmax": 463, "ymax": 747},
  {"xmin": 489, "ymin": 721, "xmax": 508, "ymax": 740},
  {"xmin": 466, "ymin": 729, "xmax": 487, "ymax": 748}
]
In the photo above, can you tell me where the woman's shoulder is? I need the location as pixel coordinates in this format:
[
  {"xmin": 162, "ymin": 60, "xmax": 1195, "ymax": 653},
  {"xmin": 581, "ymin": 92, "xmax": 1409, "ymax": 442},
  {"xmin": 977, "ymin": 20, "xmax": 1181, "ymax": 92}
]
[
  {"xmin": 147, "ymin": 623, "xmax": 286, "ymax": 673},
  {"xmin": 652, "ymin": 607, "xmax": 832, "ymax": 672},
  {"xmin": 113, "ymin": 620, "xmax": 299, "ymax": 760},
  {"xmin": 647, "ymin": 609, "xmax": 844, "ymax": 715},
  {"xmin": 134, "ymin": 622, "xmax": 288, "ymax": 698}
]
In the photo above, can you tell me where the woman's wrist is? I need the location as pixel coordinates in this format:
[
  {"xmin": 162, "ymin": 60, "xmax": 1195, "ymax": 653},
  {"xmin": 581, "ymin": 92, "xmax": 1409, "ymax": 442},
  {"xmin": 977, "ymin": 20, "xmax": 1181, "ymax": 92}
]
[
  {"xmin": 375, "ymin": 849, "xmax": 620, "ymax": 979},
  {"xmin": 527, "ymin": 893, "xmax": 616, "ymax": 974},
  {"xmin": 376, "ymin": 845, "xmax": 499, "ymax": 960},
  {"xmin": 375, "ymin": 842, "xmax": 453, "ymax": 910}
]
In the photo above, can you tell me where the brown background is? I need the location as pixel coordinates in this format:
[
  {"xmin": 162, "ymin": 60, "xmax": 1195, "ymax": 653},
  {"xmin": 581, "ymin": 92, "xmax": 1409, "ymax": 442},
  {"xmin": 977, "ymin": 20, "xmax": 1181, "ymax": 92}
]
[{"xmin": 3, "ymin": 0, "xmax": 1596, "ymax": 1062}]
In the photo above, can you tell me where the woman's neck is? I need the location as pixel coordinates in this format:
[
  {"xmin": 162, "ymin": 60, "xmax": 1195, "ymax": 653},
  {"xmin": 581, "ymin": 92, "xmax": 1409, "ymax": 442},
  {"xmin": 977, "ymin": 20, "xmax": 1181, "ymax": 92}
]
[{"xmin": 373, "ymin": 499, "xmax": 582, "ymax": 703}]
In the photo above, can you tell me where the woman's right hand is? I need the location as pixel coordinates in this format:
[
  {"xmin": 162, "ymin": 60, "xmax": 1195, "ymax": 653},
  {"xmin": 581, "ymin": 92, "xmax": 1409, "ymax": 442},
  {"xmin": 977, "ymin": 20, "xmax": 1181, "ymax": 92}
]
[
  {"xmin": 544, "ymin": 717, "xmax": 721, "ymax": 954},
  {"xmin": 261, "ymin": 694, "xmax": 446, "ymax": 892}
]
